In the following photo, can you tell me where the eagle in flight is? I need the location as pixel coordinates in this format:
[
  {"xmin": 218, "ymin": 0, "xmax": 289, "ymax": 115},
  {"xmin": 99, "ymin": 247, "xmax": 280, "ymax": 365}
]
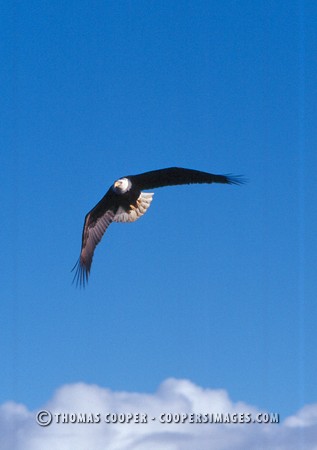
[{"xmin": 73, "ymin": 167, "xmax": 243, "ymax": 286}]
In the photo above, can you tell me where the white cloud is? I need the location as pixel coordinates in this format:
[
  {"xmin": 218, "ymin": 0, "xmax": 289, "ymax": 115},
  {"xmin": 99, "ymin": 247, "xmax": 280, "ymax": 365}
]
[{"xmin": 1, "ymin": 378, "xmax": 317, "ymax": 450}]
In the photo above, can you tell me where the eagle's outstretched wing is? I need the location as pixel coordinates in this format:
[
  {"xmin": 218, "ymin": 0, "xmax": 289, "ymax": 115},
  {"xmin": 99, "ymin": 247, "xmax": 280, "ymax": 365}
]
[
  {"xmin": 128, "ymin": 167, "xmax": 243, "ymax": 190},
  {"xmin": 72, "ymin": 190, "xmax": 117, "ymax": 287}
]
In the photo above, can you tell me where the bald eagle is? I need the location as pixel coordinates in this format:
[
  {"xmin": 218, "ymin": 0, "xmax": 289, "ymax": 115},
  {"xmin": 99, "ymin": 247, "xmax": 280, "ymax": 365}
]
[{"xmin": 73, "ymin": 167, "xmax": 243, "ymax": 286}]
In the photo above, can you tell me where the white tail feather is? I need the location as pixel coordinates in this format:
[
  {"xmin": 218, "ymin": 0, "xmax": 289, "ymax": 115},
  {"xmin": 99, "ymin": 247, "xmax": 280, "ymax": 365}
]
[{"xmin": 114, "ymin": 192, "xmax": 154, "ymax": 223}]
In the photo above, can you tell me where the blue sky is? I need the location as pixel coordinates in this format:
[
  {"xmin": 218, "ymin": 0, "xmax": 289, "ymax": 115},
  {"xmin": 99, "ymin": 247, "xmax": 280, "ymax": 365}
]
[{"xmin": 1, "ymin": 0, "xmax": 317, "ymax": 443}]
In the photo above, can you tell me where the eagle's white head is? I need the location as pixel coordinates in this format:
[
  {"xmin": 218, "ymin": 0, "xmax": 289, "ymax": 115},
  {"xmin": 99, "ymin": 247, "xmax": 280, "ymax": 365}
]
[{"xmin": 113, "ymin": 177, "xmax": 131, "ymax": 194}]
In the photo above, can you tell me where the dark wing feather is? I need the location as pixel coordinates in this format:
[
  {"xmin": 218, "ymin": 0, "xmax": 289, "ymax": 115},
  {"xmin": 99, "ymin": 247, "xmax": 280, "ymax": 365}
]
[
  {"xmin": 72, "ymin": 189, "xmax": 117, "ymax": 287},
  {"xmin": 128, "ymin": 167, "xmax": 244, "ymax": 190}
]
